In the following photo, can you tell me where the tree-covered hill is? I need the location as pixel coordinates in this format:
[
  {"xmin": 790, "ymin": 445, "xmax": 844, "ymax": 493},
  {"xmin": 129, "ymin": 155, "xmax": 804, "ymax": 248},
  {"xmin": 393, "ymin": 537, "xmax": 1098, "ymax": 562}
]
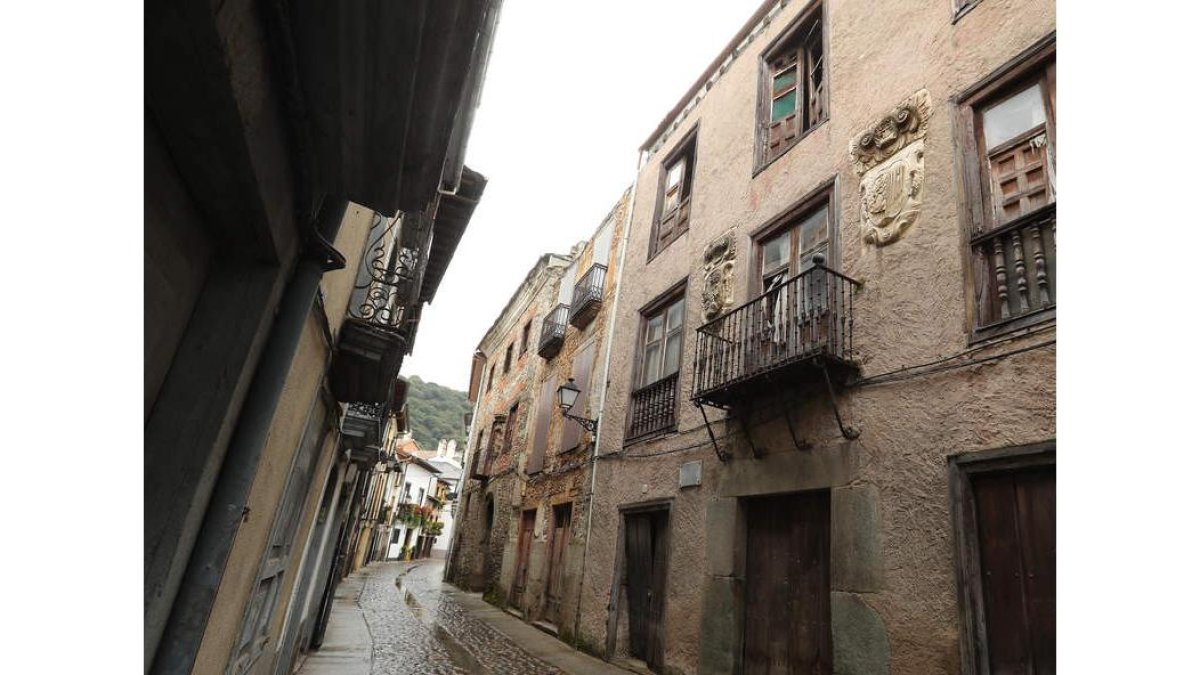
[{"xmin": 405, "ymin": 376, "xmax": 471, "ymax": 452}]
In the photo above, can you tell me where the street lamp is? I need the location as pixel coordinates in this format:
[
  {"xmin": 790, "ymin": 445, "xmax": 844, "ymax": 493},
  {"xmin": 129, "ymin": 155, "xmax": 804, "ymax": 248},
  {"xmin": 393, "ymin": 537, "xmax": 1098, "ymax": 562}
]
[{"xmin": 556, "ymin": 377, "xmax": 598, "ymax": 432}]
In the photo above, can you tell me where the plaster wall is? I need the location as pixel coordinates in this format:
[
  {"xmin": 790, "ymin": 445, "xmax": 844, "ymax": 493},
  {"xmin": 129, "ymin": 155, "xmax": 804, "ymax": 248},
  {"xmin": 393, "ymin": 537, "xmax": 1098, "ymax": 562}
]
[
  {"xmin": 190, "ymin": 200, "xmax": 381, "ymax": 673},
  {"xmin": 583, "ymin": 1, "xmax": 1056, "ymax": 674}
]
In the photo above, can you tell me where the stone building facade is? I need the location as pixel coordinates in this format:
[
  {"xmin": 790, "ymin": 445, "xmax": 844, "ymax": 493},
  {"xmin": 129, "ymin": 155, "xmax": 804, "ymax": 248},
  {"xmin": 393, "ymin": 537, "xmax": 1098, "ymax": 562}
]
[
  {"xmin": 450, "ymin": 191, "xmax": 630, "ymax": 641},
  {"xmin": 448, "ymin": 252, "xmax": 574, "ymax": 593},
  {"xmin": 570, "ymin": 2, "xmax": 1057, "ymax": 675}
]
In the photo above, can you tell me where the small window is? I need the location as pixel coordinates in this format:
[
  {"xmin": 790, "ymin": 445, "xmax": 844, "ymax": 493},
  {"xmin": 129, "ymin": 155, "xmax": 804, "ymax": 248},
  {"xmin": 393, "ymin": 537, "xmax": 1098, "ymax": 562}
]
[
  {"xmin": 628, "ymin": 288, "xmax": 686, "ymax": 440},
  {"xmin": 757, "ymin": 3, "xmax": 826, "ymax": 170},
  {"xmin": 520, "ymin": 320, "xmax": 532, "ymax": 355},
  {"xmin": 486, "ymin": 364, "xmax": 495, "ymax": 392},
  {"xmin": 503, "ymin": 344, "xmax": 514, "ymax": 374},
  {"xmin": 650, "ymin": 129, "xmax": 698, "ymax": 258},
  {"xmin": 502, "ymin": 402, "xmax": 520, "ymax": 452},
  {"xmin": 957, "ymin": 38, "xmax": 1055, "ymax": 339}
]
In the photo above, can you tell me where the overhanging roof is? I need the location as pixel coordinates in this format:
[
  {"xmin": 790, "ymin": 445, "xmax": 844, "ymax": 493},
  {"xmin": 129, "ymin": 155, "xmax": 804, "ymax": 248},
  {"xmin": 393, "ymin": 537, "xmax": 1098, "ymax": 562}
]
[{"xmin": 420, "ymin": 166, "xmax": 487, "ymax": 303}]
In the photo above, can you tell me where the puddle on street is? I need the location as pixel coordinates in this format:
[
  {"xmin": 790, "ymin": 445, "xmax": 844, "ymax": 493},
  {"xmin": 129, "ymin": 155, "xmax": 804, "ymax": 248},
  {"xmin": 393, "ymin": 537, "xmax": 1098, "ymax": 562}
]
[{"xmin": 397, "ymin": 573, "xmax": 484, "ymax": 673}]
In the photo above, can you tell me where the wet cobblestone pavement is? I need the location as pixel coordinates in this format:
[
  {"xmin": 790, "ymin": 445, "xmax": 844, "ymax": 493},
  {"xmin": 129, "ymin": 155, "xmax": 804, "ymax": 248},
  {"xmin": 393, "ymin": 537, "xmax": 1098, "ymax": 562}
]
[{"xmin": 359, "ymin": 561, "xmax": 563, "ymax": 675}]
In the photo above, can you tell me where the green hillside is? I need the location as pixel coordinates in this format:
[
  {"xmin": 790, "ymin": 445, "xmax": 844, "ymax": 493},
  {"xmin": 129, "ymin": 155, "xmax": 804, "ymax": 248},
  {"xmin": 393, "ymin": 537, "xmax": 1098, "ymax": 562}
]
[{"xmin": 405, "ymin": 376, "xmax": 471, "ymax": 451}]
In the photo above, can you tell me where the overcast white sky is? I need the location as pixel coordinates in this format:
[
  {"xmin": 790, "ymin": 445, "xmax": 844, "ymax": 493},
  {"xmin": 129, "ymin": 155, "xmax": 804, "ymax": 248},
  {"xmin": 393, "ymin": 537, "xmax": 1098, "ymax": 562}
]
[{"xmin": 402, "ymin": 1, "xmax": 765, "ymax": 391}]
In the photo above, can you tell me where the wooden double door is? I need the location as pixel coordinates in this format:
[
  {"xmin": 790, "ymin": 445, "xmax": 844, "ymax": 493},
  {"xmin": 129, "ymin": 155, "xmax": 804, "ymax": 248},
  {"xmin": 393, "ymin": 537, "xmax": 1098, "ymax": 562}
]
[
  {"xmin": 972, "ymin": 466, "xmax": 1055, "ymax": 674},
  {"xmin": 624, "ymin": 509, "xmax": 669, "ymax": 672},
  {"xmin": 743, "ymin": 490, "xmax": 832, "ymax": 675}
]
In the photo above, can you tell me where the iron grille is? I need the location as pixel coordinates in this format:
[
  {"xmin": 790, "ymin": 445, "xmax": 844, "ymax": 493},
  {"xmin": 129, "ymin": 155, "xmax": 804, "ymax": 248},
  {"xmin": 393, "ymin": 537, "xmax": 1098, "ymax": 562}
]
[{"xmin": 628, "ymin": 372, "xmax": 679, "ymax": 440}]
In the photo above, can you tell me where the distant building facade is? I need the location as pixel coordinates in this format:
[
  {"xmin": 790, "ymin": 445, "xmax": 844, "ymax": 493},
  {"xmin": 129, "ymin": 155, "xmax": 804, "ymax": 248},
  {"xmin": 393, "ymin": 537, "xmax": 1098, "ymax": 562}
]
[{"xmin": 450, "ymin": 190, "xmax": 629, "ymax": 640}]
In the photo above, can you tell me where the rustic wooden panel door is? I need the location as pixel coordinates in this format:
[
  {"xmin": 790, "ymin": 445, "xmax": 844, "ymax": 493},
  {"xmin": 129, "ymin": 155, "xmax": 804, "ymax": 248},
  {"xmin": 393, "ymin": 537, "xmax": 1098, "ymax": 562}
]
[
  {"xmin": 544, "ymin": 503, "xmax": 573, "ymax": 625},
  {"xmin": 974, "ymin": 467, "xmax": 1055, "ymax": 675},
  {"xmin": 624, "ymin": 510, "xmax": 668, "ymax": 671},
  {"xmin": 510, "ymin": 510, "xmax": 536, "ymax": 607},
  {"xmin": 744, "ymin": 491, "xmax": 831, "ymax": 675}
]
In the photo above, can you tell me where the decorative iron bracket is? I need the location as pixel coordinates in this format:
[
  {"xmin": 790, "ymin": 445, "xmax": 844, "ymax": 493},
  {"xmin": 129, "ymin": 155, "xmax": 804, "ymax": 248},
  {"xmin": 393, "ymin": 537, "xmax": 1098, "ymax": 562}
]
[
  {"xmin": 817, "ymin": 359, "xmax": 861, "ymax": 440},
  {"xmin": 563, "ymin": 413, "xmax": 598, "ymax": 433},
  {"xmin": 696, "ymin": 403, "xmax": 731, "ymax": 462}
]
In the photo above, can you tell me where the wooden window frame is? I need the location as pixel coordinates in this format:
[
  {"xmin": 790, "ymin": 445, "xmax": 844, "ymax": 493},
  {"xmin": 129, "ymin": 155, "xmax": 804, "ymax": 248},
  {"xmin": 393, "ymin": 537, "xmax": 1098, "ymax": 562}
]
[
  {"xmin": 748, "ymin": 179, "xmax": 838, "ymax": 298},
  {"xmin": 503, "ymin": 343, "xmax": 513, "ymax": 374},
  {"xmin": 625, "ymin": 280, "xmax": 688, "ymax": 443},
  {"xmin": 648, "ymin": 126, "xmax": 699, "ymax": 261},
  {"xmin": 486, "ymin": 363, "xmax": 495, "ymax": 392},
  {"xmin": 948, "ymin": 440, "xmax": 1055, "ymax": 675},
  {"xmin": 955, "ymin": 34, "xmax": 1055, "ymax": 343},
  {"xmin": 754, "ymin": 1, "xmax": 828, "ymax": 175}
]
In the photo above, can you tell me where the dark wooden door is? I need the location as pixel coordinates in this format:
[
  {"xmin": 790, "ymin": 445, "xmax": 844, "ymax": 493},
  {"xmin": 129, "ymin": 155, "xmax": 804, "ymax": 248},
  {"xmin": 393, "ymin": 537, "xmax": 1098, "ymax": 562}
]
[
  {"xmin": 974, "ymin": 467, "xmax": 1055, "ymax": 675},
  {"xmin": 511, "ymin": 510, "xmax": 536, "ymax": 607},
  {"xmin": 544, "ymin": 503, "xmax": 573, "ymax": 625},
  {"xmin": 744, "ymin": 491, "xmax": 831, "ymax": 675},
  {"xmin": 625, "ymin": 510, "xmax": 668, "ymax": 671}
]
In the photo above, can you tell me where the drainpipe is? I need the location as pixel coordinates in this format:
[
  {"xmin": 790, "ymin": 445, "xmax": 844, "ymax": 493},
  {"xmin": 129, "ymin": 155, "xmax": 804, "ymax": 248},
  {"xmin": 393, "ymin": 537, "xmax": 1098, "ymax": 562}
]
[
  {"xmin": 151, "ymin": 198, "xmax": 350, "ymax": 675},
  {"xmin": 573, "ymin": 160, "xmax": 641, "ymax": 645}
]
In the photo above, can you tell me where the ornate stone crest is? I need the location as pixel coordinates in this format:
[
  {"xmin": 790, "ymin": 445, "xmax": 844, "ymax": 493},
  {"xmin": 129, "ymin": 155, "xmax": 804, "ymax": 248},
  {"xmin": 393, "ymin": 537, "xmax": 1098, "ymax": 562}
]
[
  {"xmin": 851, "ymin": 89, "xmax": 930, "ymax": 246},
  {"xmin": 701, "ymin": 231, "xmax": 736, "ymax": 322},
  {"xmin": 859, "ymin": 140, "xmax": 924, "ymax": 246},
  {"xmin": 849, "ymin": 89, "xmax": 931, "ymax": 175}
]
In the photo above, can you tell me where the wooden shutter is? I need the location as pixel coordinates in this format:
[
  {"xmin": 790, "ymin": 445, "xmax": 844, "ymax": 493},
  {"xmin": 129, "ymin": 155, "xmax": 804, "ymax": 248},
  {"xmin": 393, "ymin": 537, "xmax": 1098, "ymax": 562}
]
[
  {"xmin": 526, "ymin": 377, "xmax": 556, "ymax": 474},
  {"xmin": 560, "ymin": 343, "xmax": 596, "ymax": 452}
]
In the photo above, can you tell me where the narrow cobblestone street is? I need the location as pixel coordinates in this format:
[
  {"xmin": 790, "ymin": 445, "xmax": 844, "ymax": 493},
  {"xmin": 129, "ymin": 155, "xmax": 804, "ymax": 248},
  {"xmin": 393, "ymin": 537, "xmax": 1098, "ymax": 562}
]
[{"xmin": 298, "ymin": 560, "xmax": 624, "ymax": 675}]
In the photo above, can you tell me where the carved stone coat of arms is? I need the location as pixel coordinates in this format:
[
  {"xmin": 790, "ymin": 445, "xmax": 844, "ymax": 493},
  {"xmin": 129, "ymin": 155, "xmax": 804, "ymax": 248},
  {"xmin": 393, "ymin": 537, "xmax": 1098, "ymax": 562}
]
[{"xmin": 850, "ymin": 89, "xmax": 931, "ymax": 247}]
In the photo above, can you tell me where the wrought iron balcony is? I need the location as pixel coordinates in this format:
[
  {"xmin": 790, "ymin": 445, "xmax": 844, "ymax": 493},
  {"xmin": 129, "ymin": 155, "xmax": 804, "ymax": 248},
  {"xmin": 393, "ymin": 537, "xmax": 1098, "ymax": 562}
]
[
  {"xmin": 537, "ymin": 303, "xmax": 570, "ymax": 359},
  {"xmin": 692, "ymin": 262, "xmax": 861, "ymax": 409},
  {"xmin": 341, "ymin": 401, "xmax": 387, "ymax": 449},
  {"xmin": 628, "ymin": 372, "xmax": 679, "ymax": 440},
  {"xmin": 332, "ymin": 212, "xmax": 429, "ymax": 403},
  {"xmin": 569, "ymin": 263, "xmax": 607, "ymax": 328}
]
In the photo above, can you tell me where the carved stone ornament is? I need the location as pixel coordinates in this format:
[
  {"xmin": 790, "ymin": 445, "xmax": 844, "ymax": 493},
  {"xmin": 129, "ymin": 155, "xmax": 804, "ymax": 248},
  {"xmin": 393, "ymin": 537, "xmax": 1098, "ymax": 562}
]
[
  {"xmin": 849, "ymin": 89, "xmax": 932, "ymax": 175},
  {"xmin": 859, "ymin": 139, "xmax": 924, "ymax": 246},
  {"xmin": 701, "ymin": 231, "xmax": 736, "ymax": 322}
]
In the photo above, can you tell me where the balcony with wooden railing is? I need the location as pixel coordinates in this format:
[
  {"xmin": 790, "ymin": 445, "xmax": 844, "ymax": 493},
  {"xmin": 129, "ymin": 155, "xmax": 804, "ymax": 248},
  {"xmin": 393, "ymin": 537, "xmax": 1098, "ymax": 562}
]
[
  {"xmin": 569, "ymin": 263, "xmax": 607, "ymax": 328},
  {"xmin": 537, "ymin": 303, "xmax": 570, "ymax": 359},
  {"xmin": 970, "ymin": 203, "xmax": 1055, "ymax": 339},
  {"xmin": 692, "ymin": 259, "xmax": 861, "ymax": 409}
]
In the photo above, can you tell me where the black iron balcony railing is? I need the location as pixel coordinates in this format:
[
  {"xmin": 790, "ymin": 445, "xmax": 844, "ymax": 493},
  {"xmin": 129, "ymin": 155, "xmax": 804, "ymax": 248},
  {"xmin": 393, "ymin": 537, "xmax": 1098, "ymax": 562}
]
[
  {"xmin": 568, "ymin": 263, "xmax": 607, "ymax": 328},
  {"xmin": 971, "ymin": 203, "xmax": 1055, "ymax": 334},
  {"xmin": 628, "ymin": 372, "xmax": 679, "ymax": 440},
  {"xmin": 341, "ymin": 401, "xmax": 387, "ymax": 449},
  {"xmin": 692, "ymin": 261, "xmax": 861, "ymax": 408},
  {"xmin": 537, "ymin": 303, "xmax": 570, "ymax": 359},
  {"xmin": 348, "ymin": 213, "xmax": 428, "ymax": 335}
]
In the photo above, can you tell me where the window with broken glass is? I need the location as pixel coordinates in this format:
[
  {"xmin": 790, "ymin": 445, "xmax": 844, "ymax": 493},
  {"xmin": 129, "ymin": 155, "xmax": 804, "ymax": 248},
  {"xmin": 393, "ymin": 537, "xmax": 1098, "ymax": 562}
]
[{"xmin": 758, "ymin": 3, "xmax": 826, "ymax": 170}]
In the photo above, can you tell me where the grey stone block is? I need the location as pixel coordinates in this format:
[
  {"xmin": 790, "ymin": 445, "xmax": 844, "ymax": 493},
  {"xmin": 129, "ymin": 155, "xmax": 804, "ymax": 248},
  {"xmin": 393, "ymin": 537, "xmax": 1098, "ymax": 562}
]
[
  {"xmin": 717, "ymin": 446, "xmax": 856, "ymax": 498},
  {"xmin": 831, "ymin": 485, "xmax": 883, "ymax": 592},
  {"xmin": 706, "ymin": 498, "xmax": 740, "ymax": 577},
  {"xmin": 832, "ymin": 592, "xmax": 890, "ymax": 675},
  {"xmin": 698, "ymin": 576, "xmax": 744, "ymax": 675}
]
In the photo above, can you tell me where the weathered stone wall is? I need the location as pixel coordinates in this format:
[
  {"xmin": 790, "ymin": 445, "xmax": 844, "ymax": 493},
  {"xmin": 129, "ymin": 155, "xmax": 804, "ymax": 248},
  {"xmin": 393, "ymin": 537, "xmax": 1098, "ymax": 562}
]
[
  {"xmin": 580, "ymin": 1, "xmax": 1056, "ymax": 674},
  {"xmin": 448, "ymin": 254, "xmax": 570, "ymax": 593},
  {"xmin": 507, "ymin": 192, "xmax": 630, "ymax": 634}
]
